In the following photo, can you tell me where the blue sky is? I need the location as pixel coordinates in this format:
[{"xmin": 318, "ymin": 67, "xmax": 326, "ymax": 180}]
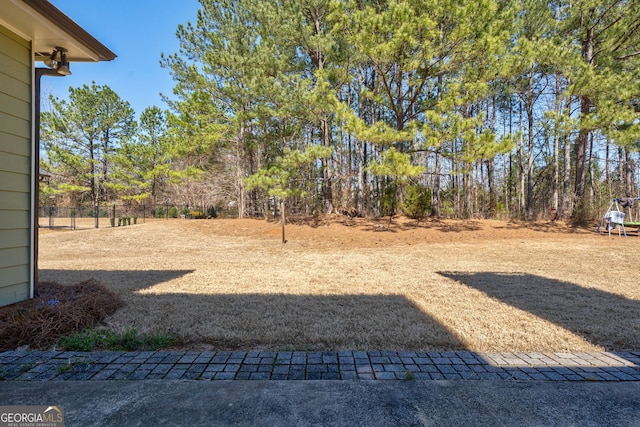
[{"xmin": 44, "ymin": 0, "xmax": 201, "ymax": 118}]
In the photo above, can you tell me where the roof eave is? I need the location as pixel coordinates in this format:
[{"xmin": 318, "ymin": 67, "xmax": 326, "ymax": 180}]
[{"xmin": 21, "ymin": 0, "xmax": 116, "ymax": 62}]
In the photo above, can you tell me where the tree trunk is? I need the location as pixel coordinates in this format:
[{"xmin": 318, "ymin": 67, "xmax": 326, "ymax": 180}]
[
  {"xmin": 431, "ymin": 75, "xmax": 444, "ymax": 217},
  {"xmin": 625, "ymin": 147, "xmax": 634, "ymax": 196},
  {"xmin": 487, "ymin": 96, "xmax": 496, "ymax": 216},
  {"xmin": 552, "ymin": 75, "xmax": 561, "ymax": 212},
  {"xmin": 487, "ymin": 159, "xmax": 495, "ymax": 216},
  {"xmin": 574, "ymin": 25, "xmax": 594, "ymax": 201},
  {"xmin": 321, "ymin": 117, "xmax": 333, "ymax": 214},
  {"xmin": 464, "ymin": 167, "xmax": 473, "ymax": 219},
  {"xmin": 431, "ymin": 148, "xmax": 441, "ymax": 217},
  {"xmin": 562, "ymin": 132, "xmax": 572, "ymax": 216},
  {"xmin": 525, "ymin": 75, "xmax": 535, "ymax": 220},
  {"xmin": 518, "ymin": 100, "xmax": 526, "ymax": 218},
  {"xmin": 281, "ymin": 199, "xmax": 286, "ymax": 244},
  {"xmin": 605, "ymin": 137, "xmax": 611, "ymax": 195},
  {"xmin": 527, "ymin": 121, "xmax": 534, "ymax": 220},
  {"xmin": 237, "ymin": 124, "xmax": 246, "ymax": 219},
  {"xmin": 357, "ymin": 139, "xmax": 366, "ymax": 215}
]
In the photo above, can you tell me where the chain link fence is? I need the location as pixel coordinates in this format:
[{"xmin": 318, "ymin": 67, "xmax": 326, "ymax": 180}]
[{"xmin": 38, "ymin": 204, "xmax": 221, "ymax": 230}]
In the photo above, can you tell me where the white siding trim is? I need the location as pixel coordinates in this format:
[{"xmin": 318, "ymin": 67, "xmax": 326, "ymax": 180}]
[{"xmin": 29, "ymin": 58, "xmax": 34, "ymax": 299}]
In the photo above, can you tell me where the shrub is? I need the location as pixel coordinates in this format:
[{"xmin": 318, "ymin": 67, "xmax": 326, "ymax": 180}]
[
  {"xmin": 207, "ymin": 206, "xmax": 217, "ymax": 218},
  {"xmin": 441, "ymin": 200, "xmax": 454, "ymax": 218},
  {"xmin": 381, "ymin": 184, "xmax": 397, "ymax": 217},
  {"xmin": 155, "ymin": 207, "xmax": 164, "ymax": 218},
  {"xmin": 401, "ymin": 184, "xmax": 432, "ymax": 219},
  {"xmin": 168, "ymin": 206, "xmax": 178, "ymax": 218}
]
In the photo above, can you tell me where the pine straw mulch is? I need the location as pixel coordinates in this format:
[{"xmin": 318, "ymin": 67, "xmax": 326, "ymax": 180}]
[{"xmin": 0, "ymin": 280, "xmax": 123, "ymax": 351}]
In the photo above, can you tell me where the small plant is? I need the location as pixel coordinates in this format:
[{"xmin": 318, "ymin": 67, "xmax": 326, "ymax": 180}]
[
  {"xmin": 168, "ymin": 207, "xmax": 178, "ymax": 218},
  {"xmin": 110, "ymin": 217, "xmax": 115, "ymax": 227},
  {"xmin": 19, "ymin": 362, "xmax": 35, "ymax": 373},
  {"xmin": 404, "ymin": 371, "xmax": 415, "ymax": 381},
  {"xmin": 494, "ymin": 202, "xmax": 507, "ymax": 219},
  {"xmin": 56, "ymin": 357, "xmax": 92, "ymax": 375},
  {"xmin": 155, "ymin": 206, "xmax": 165, "ymax": 218},
  {"xmin": 58, "ymin": 330, "xmax": 103, "ymax": 352},
  {"xmin": 441, "ymin": 200, "xmax": 455, "ymax": 218},
  {"xmin": 56, "ymin": 364, "xmax": 72, "ymax": 375},
  {"xmin": 133, "ymin": 217, "xmax": 138, "ymax": 224}
]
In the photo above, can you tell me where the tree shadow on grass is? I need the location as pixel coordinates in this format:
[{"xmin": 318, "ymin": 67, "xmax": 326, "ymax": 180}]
[
  {"xmin": 40, "ymin": 269, "xmax": 465, "ymax": 351},
  {"xmin": 438, "ymin": 271, "xmax": 640, "ymax": 351}
]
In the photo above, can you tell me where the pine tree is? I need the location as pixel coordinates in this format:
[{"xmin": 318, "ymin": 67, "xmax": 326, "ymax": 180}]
[
  {"xmin": 41, "ymin": 83, "xmax": 135, "ymax": 210},
  {"xmin": 367, "ymin": 147, "xmax": 424, "ymax": 226},
  {"xmin": 561, "ymin": 0, "xmax": 640, "ymax": 214},
  {"xmin": 245, "ymin": 145, "xmax": 332, "ymax": 242},
  {"xmin": 109, "ymin": 106, "xmax": 175, "ymax": 205}
]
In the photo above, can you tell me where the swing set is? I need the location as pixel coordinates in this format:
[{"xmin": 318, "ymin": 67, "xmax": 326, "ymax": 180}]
[{"xmin": 596, "ymin": 197, "xmax": 640, "ymax": 237}]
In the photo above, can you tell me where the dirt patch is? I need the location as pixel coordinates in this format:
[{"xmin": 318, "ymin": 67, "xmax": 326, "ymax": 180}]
[
  {"xmin": 185, "ymin": 215, "xmax": 594, "ymax": 249},
  {"xmin": 37, "ymin": 216, "xmax": 640, "ymax": 353}
]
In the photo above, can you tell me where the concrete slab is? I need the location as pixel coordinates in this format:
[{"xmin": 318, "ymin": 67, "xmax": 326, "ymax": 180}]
[{"xmin": 1, "ymin": 380, "xmax": 639, "ymax": 426}]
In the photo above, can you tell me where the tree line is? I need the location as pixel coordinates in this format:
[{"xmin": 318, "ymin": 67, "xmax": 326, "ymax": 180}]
[{"xmin": 42, "ymin": 0, "xmax": 640, "ymax": 221}]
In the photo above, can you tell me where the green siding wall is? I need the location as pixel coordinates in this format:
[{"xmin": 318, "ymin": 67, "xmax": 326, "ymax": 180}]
[{"xmin": 0, "ymin": 25, "xmax": 32, "ymax": 307}]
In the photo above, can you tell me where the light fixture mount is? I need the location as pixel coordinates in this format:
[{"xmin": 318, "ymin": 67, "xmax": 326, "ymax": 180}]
[{"xmin": 44, "ymin": 47, "xmax": 71, "ymax": 76}]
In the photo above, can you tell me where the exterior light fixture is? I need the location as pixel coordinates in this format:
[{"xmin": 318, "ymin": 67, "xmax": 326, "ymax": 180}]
[{"xmin": 44, "ymin": 47, "xmax": 72, "ymax": 75}]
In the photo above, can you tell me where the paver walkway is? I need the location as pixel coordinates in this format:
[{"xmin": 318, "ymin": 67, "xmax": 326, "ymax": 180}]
[{"xmin": 2, "ymin": 350, "xmax": 639, "ymax": 382}]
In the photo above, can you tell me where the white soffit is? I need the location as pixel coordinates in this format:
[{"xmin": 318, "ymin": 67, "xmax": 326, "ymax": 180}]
[{"xmin": 0, "ymin": 0, "xmax": 115, "ymax": 62}]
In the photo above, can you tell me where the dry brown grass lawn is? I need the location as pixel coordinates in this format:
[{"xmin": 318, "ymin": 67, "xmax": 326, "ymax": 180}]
[{"xmin": 38, "ymin": 216, "xmax": 640, "ymax": 352}]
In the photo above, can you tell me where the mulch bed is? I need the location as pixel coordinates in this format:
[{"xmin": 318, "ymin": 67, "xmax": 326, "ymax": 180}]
[{"xmin": 0, "ymin": 279, "xmax": 123, "ymax": 351}]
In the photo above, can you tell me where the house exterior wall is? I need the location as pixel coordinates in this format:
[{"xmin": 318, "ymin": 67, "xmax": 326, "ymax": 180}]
[{"xmin": 0, "ymin": 24, "xmax": 32, "ymax": 306}]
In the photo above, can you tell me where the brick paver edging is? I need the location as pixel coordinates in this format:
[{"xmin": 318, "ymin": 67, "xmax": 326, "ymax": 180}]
[{"xmin": 1, "ymin": 350, "xmax": 639, "ymax": 382}]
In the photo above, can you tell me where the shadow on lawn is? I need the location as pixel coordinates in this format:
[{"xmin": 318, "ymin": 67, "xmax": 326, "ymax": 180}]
[
  {"xmin": 39, "ymin": 269, "xmax": 195, "ymax": 293},
  {"xmin": 438, "ymin": 271, "xmax": 640, "ymax": 351},
  {"xmin": 117, "ymin": 292, "xmax": 468, "ymax": 351},
  {"xmin": 40, "ymin": 268, "xmax": 466, "ymax": 351}
]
